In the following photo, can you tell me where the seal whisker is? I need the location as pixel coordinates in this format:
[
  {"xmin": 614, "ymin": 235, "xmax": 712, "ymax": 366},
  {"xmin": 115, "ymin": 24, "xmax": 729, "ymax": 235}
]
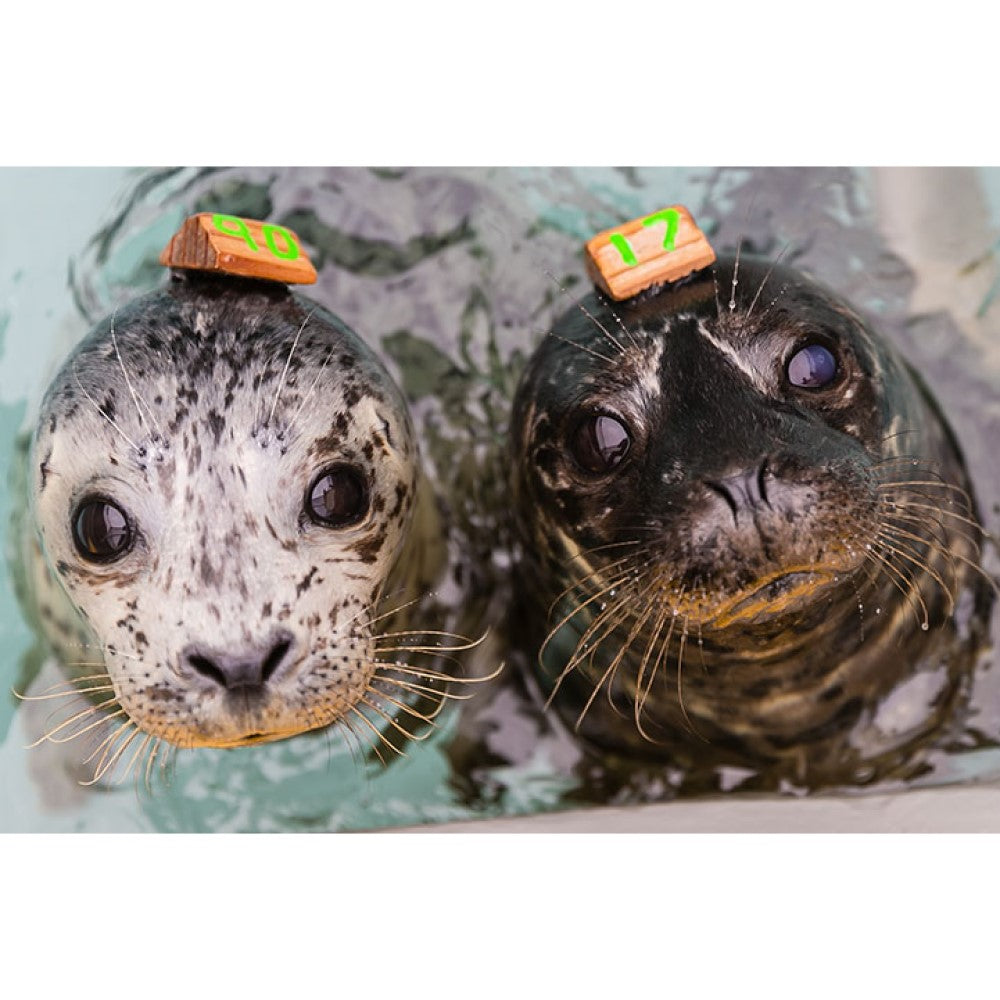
[
  {"xmin": 14, "ymin": 684, "xmax": 115, "ymax": 702},
  {"xmin": 575, "ymin": 574, "xmax": 667, "ymax": 730},
  {"xmin": 879, "ymin": 429, "xmax": 927, "ymax": 446},
  {"xmin": 728, "ymin": 235, "xmax": 743, "ymax": 313},
  {"xmin": 876, "ymin": 478, "xmax": 975, "ymax": 505},
  {"xmin": 371, "ymin": 659, "xmax": 504, "ymax": 685},
  {"xmin": 332, "ymin": 716, "xmax": 366, "ymax": 771},
  {"xmin": 375, "ymin": 641, "xmax": 484, "ymax": 656},
  {"xmin": 143, "ymin": 737, "xmax": 161, "ymax": 793},
  {"xmin": 373, "ymin": 647, "xmax": 467, "ymax": 670},
  {"xmin": 371, "ymin": 675, "xmax": 476, "ymax": 702},
  {"xmin": 360, "ymin": 695, "xmax": 436, "ymax": 741},
  {"xmin": 637, "ymin": 601, "xmax": 677, "ymax": 717},
  {"xmin": 81, "ymin": 717, "xmax": 133, "ymax": 768},
  {"xmin": 604, "ymin": 300, "xmax": 642, "ymax": 350},
  {"xmin": 373, "ymin": 628, "xmax": 487, "ymax": 650},
  {"xmin": 883, "ymin": 502, "xmax": 983, "ymax": 557},
  {"xmin": 554, "ymin": 539, "xmax": 646, "ymax": 576},
  {"xmin": 365, "ymin": 687, "xmax": 445, "ymax": 727},
  {"xmin": 880, "ymin": 511, "xmax": 965, "ymax": 565},
  {"xmin": 547, "ymin": 594, "xmax": 635, "ymax": 706},
  {"xmin": 111, "ymin": 312, "xmax": 162, "ymax": 438},
  {"xmin": 873, "ymin": 528, "xmax": 956, "ymax": 616},
  {"xmin": 266, "ymin": 307, "xmax": 315, "ymax": 429},
  {"xmin": 85, "ymin": 724, "xmax": 140, "ymax": 785},
  {"xmin": 122, "ymin": 732, "xmax": 153, "ymax": 788},
  {"xmin": 635, "ymin": 594, "xmax": 684, "ymax": 739},
  {"xmin": 865, "ymin": 547, "xmax": 930, "ymax": 631},
  {"xmin": 711, "ymin": 263, "xmax": 722, "ymax": 320},
  {"xmin": 883, "ymin": 495, "xmax": 983, "ymax": 549},
  {"xmin": 546, "ymin": 547, "xmax": 645, "ymax": 609},
  {"xmin": 547, "ymin": 575, "xmax": 655, "ymax": 707},
  {"xmin": 888, "ymin": 517, "xmax": 992, "ymax": 592},
  {"xmin": 544, "ymin": 331, "xmax": 616, "ymax": 366},
  {"xmin": 744, "ymin": 243, "xmax": 789, "ymax": 321},
  {"xmin": 674, "ymin": 617, "xmax": 700, "ymax": 740},
  {"xmin": 44, "ymin": 708, "xmax": 127, "ymax": 746},
  {"xmin": 586, "ymin": 584, "xmax": 660, "ymax": 733},
  {"xmin": 880, "ymin": 515, "xmax": 963, "ymax": 587},
  {"xmin": 285, "ymin": 344, "xmax": 336, "ymax": 440},
  {"xmin": 72, "ymin": 359, "xmax": 140, "ymax": 453},
  {"xmin": 885, "ymin": 499, "xmax": 988, "ymax": 538},
  {"xmin": 885, "ymin": 516, "xmax": 1000, "ymax": 595},
  {"xmin": 545, "ymin": 562, "xmax": 635, "ymax": 622},
  {"xmin": 342, "ymin": 712, "xmax": 387, "ymax": 779},
  {"xmin": 348, "ymin": 704, "xmax": 406, "ymax": 759},
  {"xmin": 545, "ymin": 269, "xmax": 627, "ymax": 356},
  {"xmin": 355, "ymin": 594, "xmax": 429, "ymax": 631},
  {"xmin": 27, "ymin": 696, "xmax": 121, "ymax": 747},
  {"xmin": 539, "ymin": 569, "xmax": 645, "ymax": 675}
]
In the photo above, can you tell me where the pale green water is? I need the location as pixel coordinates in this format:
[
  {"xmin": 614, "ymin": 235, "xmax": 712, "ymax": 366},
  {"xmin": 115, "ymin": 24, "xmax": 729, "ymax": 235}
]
[{"xmin": 3, "ymin": 167, "xmax": 1000, "ymax": 831}]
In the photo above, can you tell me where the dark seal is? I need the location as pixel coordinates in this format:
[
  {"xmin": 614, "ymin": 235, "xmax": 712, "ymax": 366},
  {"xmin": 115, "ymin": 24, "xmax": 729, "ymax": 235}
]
[{"xmin": 510, "ymin": 256, "xmax": 994, "ymax": 789}]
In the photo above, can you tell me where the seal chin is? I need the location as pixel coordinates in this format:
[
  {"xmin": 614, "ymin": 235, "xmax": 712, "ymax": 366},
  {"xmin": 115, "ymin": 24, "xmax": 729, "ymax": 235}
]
[{"xmin": 708, "ymin": 568, "xmax": 842, "ymax": 629}]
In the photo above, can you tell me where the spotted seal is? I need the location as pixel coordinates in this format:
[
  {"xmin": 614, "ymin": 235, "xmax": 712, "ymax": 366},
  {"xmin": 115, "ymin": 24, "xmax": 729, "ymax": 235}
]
[
  {"xmin": 510, "ymin": 255, "xmax": 994, "ymax": 787},
  {"xmin": 18, "ymin": 269, "xmax": 470, "ymax": 778}
]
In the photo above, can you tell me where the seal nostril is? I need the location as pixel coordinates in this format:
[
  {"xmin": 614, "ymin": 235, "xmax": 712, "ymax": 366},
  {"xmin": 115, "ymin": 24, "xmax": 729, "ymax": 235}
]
[
  {"xmin": 261, "ymin": 637, "xmax": 292, "ymax": 683},
  {"xmin": 705, "ymin": 480, "xmax": 740, "ymax": 525},
  {"xmin": 757, "ymin": 458, "xmax": 771, "ymax": 508},
  {"xmin": 187, "ymin": 653, "xmax": 229, "ymax": 688}
]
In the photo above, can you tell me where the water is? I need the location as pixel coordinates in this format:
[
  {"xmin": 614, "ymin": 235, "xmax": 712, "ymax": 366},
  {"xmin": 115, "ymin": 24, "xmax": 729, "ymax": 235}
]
[{"xmin": 3, "ymin": 167, "xmax": 999, "ymax": 831}]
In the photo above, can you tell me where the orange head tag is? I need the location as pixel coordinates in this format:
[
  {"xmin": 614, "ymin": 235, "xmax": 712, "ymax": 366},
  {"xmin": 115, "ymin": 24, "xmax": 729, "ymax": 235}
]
[
  {"xmin": 584, "ymin": 204, "xmax": 715, "ymax": 301},
  {"xmin": 159, "ymin": 213, "xmax": 317, "ymax": 285}
]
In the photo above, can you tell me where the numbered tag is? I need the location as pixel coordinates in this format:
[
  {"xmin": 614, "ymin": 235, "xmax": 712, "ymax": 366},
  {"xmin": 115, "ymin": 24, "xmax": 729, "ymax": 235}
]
[
  {"xmin": 159, "ymin": 213, "xmax": 317, "ymax": 284},
  {"xmin": 584, "ymin": 204, "xmax": 715, "ymax": 301}
]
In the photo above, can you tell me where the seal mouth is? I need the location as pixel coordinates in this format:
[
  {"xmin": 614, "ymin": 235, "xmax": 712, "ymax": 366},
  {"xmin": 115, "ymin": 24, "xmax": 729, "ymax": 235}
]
[
  {"xmin": 710, "ymin": 568, "xmax": 839, "ymax": 628},
  {"xmin": 196, "ymin": 727, "xmax": 309, "ymax": 750}
]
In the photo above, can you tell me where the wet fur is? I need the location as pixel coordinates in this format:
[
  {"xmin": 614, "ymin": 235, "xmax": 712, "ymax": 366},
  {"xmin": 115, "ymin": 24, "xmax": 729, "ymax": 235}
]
[
  {"xmin": 511, "ymin": 256, "xmax": 994, "ymax": 786},
  {"xmin": 22, "ymin": 272, "xmax": 469, "ymax": 775}
]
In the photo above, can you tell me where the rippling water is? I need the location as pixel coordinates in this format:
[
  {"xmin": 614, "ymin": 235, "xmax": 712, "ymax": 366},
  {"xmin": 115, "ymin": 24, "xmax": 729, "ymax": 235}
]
[{"xmin": 3, "ymin": 167, "xmax": 999, "ymax": 831}]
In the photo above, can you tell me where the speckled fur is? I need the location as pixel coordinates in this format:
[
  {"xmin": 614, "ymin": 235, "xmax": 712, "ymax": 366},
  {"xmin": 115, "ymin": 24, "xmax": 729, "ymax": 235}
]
[{"xmin": 28, "ymin": 272, "xmax": 419, "ymax": 748}]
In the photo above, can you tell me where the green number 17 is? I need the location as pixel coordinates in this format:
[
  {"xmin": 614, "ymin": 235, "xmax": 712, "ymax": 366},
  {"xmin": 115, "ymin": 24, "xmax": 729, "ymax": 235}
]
[{"xmin": 609, "ymin": 208, "xmax": 680, "ymax": 267}]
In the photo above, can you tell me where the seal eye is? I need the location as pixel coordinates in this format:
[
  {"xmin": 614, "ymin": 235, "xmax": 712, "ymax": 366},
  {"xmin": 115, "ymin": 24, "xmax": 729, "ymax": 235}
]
[
  {"xmin": 571, "ymin": 414, "xmax": 631, "ymax": 474},
  {"xmin": 72, "ymin": 498, "xmax": 133, "ymax": 563},
  {"xmin": 787, "ymin": 344, "xmax": 838, "ymax": 388},
  {"xmin": 306, "ymin": 465, "xmax": 368, "ymax": 528}
]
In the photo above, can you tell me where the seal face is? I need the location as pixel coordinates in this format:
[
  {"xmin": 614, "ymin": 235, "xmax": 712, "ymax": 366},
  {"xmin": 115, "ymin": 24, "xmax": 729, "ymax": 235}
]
[
  {"xmin": 511, "ymin": 256, "xmax": 992, "ymax": 782},
  {"xmin": 28, "ymin": 272, "xmax": 423, "ymax": 751}
]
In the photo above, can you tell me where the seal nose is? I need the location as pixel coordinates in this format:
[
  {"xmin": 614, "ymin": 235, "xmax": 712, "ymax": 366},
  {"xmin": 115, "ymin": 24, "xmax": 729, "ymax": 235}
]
[
  {"xmin": 184, "ymin": 630, "xmax": 294, "ymax": 691},
  {"xmin": 705, "ymin": 459, "xmax": 771, "ymax": 522}
]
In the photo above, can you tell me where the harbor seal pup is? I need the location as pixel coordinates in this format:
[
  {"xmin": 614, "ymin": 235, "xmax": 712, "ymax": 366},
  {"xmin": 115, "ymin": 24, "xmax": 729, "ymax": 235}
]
[
  {"xmin": 20, "ymin": 269, "xmax": 461, "ymax": 778},
  {"xmin": 510, "ymin": 255, "xmax": 994, "ymax": 787}
]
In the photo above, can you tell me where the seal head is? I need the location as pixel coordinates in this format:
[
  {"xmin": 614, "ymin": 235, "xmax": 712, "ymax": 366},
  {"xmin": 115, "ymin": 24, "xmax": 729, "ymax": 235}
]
[
  {"xmin": 30, "ymin": 273, "xmax": 419, "ymax": 749},
  {"xmin": 511, "ymin": 256, "xmax": 990, "ymax": 780}
]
